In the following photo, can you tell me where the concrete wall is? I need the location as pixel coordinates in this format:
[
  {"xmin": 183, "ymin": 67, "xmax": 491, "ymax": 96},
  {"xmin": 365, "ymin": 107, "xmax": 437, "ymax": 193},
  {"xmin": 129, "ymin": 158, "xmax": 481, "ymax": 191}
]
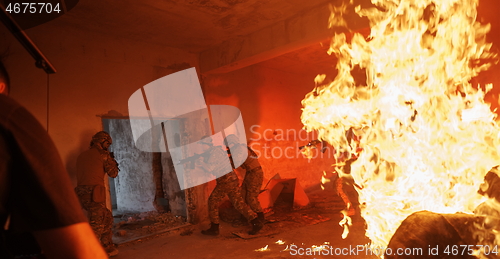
[
  {"xmin": 106, "ymin": 119, "xmax": 156, "ymax": 213},
  {"xmin": 161, "ymin": 151, "xmax": 187, "ymax": 218}
]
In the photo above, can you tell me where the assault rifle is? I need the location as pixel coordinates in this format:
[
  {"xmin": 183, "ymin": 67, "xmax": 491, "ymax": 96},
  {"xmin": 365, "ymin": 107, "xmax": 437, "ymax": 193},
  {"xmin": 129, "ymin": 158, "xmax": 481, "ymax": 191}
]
[
  {"xmin": 177, "ymin": 150, "xmax": 211, "ymax": 168},
  {"xmin": 109, "ymin": 152, "xmax": 120, "ymax": 171}
]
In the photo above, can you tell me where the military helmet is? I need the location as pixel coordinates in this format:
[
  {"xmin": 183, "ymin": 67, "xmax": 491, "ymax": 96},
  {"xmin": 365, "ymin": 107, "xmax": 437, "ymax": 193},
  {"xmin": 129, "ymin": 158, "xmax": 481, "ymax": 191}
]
[
  {"xmin": 223, "ymin": 134, "xmax": 239, "ymax": 146},
  {"xmin": 92, "ymin": 131, "xmax": 112, "ymax": 145},
  {"xmin": 200, "ymin": 135, "xmax": 213, "ymax": 146}
]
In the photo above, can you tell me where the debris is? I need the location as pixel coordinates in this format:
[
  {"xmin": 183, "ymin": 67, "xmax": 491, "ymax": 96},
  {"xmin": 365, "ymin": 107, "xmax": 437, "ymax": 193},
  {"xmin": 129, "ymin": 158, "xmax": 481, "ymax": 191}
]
[
  {"xmin": 116, "ymin": 230, "xmax": 127, "ymax": 237},
  {"xmin": 232, "ymin": 229, "xmax": 279, "ymax": 239},
  {"xmin": 113, "ymin": 211, "xmax": 186, "ymax": 243}
]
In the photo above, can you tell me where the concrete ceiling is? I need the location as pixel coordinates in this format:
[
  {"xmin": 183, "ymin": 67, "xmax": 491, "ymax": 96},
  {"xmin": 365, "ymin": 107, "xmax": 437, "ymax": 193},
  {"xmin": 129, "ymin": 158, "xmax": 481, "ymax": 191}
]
[
  {"xmin": 56, "ymin": 0, "xmax": 335, "ymax": 53},
  {"xmin": 3, "ymin": 0, "xmax": 500, "ymax": 76},
  {"xmin": 15, "ymin": 0, "xmax": 342, "ymax": 75}
]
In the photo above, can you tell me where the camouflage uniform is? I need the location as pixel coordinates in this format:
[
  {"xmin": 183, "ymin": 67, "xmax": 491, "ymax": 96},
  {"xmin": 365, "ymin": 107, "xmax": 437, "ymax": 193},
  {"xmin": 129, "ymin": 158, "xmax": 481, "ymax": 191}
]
[
  {"xmin": 74, "ymin": 185, "xmax": 114, "ymax": 246},
  {"xmin": 208, "ymin": 171, "xmax": 257, "ymax": 224},
  {"xmin": 203, "ymin": 145, "xmax": 257, "ymax": 224},
  {"xmin": 231, "ymin": 144, "xmax": 264, "ymax": 214},
  {"xmin": 75, "ymin": 131, "xmax": 119, "ymax": 251}
]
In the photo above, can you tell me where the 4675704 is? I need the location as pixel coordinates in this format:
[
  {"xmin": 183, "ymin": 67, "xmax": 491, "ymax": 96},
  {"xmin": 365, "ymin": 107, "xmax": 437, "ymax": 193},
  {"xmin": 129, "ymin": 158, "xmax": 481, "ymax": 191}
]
[
  {"xmin": 442, "ymin": 245, "xmax": 498, "ymax": 256},
  {"xmin": 5, "ymin": 2, "xmax": 61, "ymax": 14}
]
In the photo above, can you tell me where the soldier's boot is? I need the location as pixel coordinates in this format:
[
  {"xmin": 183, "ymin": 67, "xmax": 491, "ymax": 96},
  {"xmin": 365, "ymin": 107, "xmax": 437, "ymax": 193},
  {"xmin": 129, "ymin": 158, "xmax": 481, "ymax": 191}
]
[
  {"xmin": 257, "ymin": 212, "xmax": 265, "ymax": 224},
  {"xmin": 240, "ymin": 214, "xmax": 248, "ymax": 224},
  {"xmin": 248, "ymin": 217, "xmax": 264, "ymax": 235},
  {"xmin": 201, "ymin": 223, "xmax": 219, "ymax": 236}
]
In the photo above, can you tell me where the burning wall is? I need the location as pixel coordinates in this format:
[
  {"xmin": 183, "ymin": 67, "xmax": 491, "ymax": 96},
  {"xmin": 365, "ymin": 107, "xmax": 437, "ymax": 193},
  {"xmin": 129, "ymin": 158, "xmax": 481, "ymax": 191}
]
[{"xmin": 301, "ymin": 0, "xmax": 500, "ymax": 254}]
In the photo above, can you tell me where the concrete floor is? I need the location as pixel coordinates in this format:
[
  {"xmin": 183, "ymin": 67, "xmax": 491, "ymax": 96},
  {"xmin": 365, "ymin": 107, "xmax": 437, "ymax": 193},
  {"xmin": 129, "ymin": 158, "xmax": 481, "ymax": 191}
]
[{"xmin": 113, "ymin": 189, "xmax": 379, "ymax": 259}]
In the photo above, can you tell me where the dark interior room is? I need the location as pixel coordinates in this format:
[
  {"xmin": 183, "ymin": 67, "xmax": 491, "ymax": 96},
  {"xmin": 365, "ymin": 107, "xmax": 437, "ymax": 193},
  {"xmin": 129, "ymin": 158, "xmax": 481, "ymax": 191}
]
[{"xmin": 2, "ymin": 0, "xmax": 500, "ymax": 258}]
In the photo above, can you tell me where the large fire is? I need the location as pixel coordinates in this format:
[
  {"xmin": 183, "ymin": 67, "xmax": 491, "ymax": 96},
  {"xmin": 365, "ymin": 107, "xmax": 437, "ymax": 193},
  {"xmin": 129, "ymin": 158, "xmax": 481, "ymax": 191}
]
[{"xmin": 301, "ymin": 0, "xmax": 499, "ymax": 253}]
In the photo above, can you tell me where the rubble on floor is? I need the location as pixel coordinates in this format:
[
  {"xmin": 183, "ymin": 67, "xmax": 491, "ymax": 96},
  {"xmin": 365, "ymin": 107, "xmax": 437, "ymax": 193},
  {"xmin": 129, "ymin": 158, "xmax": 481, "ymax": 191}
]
[
  {"xmin": 113, "ymin": 187, "xmax": 362, "ymax": 245},
  {"xmin": 113, "ymin": 211, "xmax": 188, "ymax": 243}
]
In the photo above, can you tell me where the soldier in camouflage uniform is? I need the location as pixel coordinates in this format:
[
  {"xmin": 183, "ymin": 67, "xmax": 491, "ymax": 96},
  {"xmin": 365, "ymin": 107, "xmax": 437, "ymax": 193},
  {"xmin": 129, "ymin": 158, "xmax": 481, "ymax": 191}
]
[
  {"xmin": 197, "ymin": 136, "xmax": 263, "ymax": 236},
  {"xmin": 224, "ymin": 134, "xmax": 265, "ymax": 229},
  {"xmin": 75, "ymin": 131, "xmax": 120, "ymax": 257}
]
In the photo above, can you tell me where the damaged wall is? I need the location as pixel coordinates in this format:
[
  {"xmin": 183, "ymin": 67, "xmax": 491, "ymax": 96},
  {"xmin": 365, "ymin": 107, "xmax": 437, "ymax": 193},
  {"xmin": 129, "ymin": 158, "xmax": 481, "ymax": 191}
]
[
  {"xmin": 161, "ymin": 151, "xmax": 187, "ymax": 217},
  {"xmin": 106, "ymin": 119, "xmax": 155, "ymax": 213},
  {"xmin": 101, "ymin": 118, "xmax": 193, "ymax": 216}
]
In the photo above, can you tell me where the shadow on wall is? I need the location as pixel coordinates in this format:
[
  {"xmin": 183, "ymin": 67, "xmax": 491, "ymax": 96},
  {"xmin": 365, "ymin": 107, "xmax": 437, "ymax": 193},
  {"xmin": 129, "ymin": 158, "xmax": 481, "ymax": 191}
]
[{"xmin": 65, "ymin": 128, "xmax": 99, "ymax": 187}]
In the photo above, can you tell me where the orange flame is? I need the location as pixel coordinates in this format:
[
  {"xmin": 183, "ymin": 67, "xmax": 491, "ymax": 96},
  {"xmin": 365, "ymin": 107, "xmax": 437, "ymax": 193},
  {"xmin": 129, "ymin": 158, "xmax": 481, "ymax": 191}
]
[
  {"xmin": 321, "ymin": 171, "xmax": 331, "ymax": 190},
  {"xmin": 302, "ymin": 0, "xmax": 499, "ymax": 251},
  {"xmin": 255, "ymin": 245, "xmax": 270, "ymax": 252}
]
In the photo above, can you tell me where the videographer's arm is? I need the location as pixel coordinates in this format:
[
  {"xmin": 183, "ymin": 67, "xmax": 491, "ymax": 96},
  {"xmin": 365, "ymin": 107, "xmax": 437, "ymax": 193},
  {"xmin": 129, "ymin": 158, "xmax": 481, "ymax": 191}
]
[{"xmin": 33, "ymin": 222, "xmax": 108, "ymax": 259}]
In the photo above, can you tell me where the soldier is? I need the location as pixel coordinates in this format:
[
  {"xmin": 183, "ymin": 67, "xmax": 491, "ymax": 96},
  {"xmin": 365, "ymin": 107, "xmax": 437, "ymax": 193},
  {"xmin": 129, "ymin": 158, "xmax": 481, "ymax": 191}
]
[
  {"xmin": 197, "ymin": 136, "xmax": 263, "ymax": 236},
  {"xmin": 75, "ymin": 131, "xmax": 120, "ymax": 257},
  {"xmin": 223, "ymin": 134, "xmax": 265, "ymax": 227}
]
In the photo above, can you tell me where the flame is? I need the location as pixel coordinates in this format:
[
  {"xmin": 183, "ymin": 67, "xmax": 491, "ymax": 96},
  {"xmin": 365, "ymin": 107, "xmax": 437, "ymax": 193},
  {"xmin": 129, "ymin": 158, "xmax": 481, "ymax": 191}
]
[
  {"xmin": 300, "ymin": 146, "xmax": 315, "ymax": 159},
  {"xmin": 312, "ymin": 242, "xmax": 332, "ymax": 252},
  {"xmin": 321, "ymin": 171, "xmax": 331, "ymax": 190},
  {"xmin": 336, "ymin": 176, "xmax": 356, "ymax": 216},
  {"xmin": 340, "ymin": 207, "xmax": 353, "ymax": 239},
  {"xmin": 302, "ymin": 0, "xmax": 499, "ymax": 252},
  {"xmin": 276, "ymin": 240, "xmax": 286, "ymax": 245},
  {"xmin": 255, "ymin": 245, "xmax": 269, "ymax": 252}
]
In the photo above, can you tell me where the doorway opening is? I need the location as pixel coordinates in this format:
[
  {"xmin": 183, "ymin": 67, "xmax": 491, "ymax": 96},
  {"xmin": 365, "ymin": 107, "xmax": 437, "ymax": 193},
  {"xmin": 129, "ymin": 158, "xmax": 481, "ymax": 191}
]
[{"xmin": 102, "ymin": 118, "xmax": 189, "ymax": 242}]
